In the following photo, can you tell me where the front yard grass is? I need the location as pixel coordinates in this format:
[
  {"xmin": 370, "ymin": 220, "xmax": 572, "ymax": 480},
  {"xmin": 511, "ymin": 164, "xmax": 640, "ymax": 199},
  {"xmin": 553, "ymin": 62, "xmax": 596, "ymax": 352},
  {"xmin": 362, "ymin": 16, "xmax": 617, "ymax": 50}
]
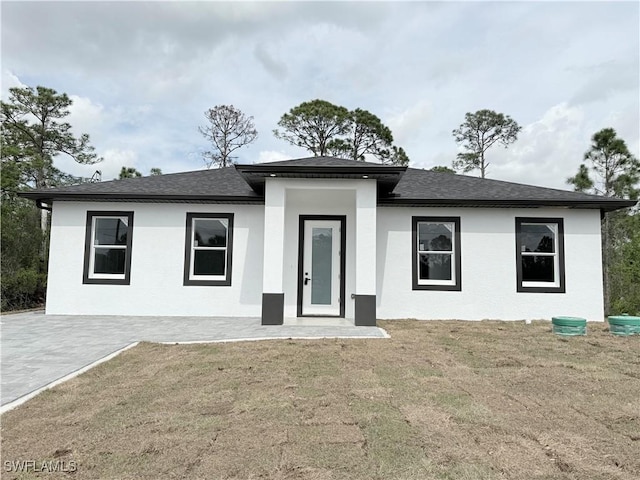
[{"xmin": 1, "ymin": 320, "xmax": 639, "ymax": 479}]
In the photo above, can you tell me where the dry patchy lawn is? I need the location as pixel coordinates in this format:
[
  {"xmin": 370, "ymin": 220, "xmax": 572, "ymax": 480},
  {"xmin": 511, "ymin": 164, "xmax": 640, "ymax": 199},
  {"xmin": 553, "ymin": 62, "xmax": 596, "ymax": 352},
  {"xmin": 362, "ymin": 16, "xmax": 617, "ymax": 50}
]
[{"xmin": 1, "ymin": 320, "xmax": 639, "ymax": 479}]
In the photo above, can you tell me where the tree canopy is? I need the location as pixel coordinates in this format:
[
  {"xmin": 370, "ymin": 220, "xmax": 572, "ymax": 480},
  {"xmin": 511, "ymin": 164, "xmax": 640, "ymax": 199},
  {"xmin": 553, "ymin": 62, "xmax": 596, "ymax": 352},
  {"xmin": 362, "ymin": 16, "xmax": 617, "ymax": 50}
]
[
  {"xmin": 199, "ymin": 105, "xmax": 258, "ymax": 168},
  {"xmin": 567, "ymin": 128, "xmax": 639, "ymax": 199},
  {"xmin": 1, "ymin": 86, "xmax": 102, "ymax": 195},
  {"xmin": 117, "ymin": 167, "xmax": 162, "ymax": 179},
  {"xmin": 274, "ymin": 99, "xmax": 409, "ymax": 165},
  {"xmin": 1, "ymin": 85, "xmax": 102, "ymax": 311},
  {"xmin": 566, "ymin": 128, "xmax": 640, "ymax": 315},
  {"xmin": 431, "ymin": 165, "xmax": 456, "ymax": 174},
  {"xmin": 452, "ymin": 109, "xmax": 521, "ymax": 178},
  {"xmin": 118, "ymin": 167, "xmax": 142, "ymax": 179},
  {"xmin": 274, "ymin": 100, "xmax": 351, "ymax": 157}
]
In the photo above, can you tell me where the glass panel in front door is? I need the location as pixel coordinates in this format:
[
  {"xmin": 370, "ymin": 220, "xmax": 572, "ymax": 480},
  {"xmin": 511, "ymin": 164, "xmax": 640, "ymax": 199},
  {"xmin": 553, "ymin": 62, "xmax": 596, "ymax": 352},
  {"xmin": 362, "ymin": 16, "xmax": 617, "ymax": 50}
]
[{"xmin": 311, "ymin": 227, "xmax": 332, "ymax": 305}]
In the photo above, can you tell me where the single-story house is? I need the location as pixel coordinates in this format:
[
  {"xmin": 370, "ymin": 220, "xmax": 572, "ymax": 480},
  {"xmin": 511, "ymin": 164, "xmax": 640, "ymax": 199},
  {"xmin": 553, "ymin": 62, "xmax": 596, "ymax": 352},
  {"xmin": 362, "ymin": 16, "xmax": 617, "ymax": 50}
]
[{"xmin": 20, "ymin": 156, "xmax": 635, "ymax": 326}]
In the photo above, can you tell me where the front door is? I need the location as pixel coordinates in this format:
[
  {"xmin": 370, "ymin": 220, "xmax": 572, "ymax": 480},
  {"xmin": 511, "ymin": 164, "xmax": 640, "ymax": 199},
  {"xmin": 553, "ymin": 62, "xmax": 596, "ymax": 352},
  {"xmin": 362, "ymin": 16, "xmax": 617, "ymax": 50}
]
[{"xmin": 298, "ymin": 216, "xmax": 345, "ymax": 317}]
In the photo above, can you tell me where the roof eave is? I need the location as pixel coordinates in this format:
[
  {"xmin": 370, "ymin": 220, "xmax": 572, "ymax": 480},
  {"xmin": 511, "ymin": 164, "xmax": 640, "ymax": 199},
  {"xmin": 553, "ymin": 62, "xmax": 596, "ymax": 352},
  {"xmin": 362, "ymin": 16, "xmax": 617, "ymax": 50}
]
[
  {"xmin": 235, "ymin": 164, "xmax": 407, "ymax": 194},
  {"xmin": 378, "ymin": 197, "xmax": 637, "ymax": 211},
  {"xmin": 17, "ymin": 191, "xmax": 264, "ymax": 204}
]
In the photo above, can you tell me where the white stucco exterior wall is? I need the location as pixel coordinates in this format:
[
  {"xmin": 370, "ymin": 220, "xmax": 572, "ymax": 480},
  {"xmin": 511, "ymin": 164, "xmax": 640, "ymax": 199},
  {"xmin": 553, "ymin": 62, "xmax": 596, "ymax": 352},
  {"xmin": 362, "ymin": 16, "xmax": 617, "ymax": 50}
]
[
  {"xmin": 355, "ymin": 182, "xmax": 377, "ymax": 296},
  {"xmin": 376, "ymin": 207, "xmax": 605, "ymax": 321},
  {"xmin": 46, "ymin": 201, "xmax": 264, "ymax": 316},
  {"xmin": 263, "ymin": 181, "xmax": 286, "ymax": 294},
  {"xmin": 45, "ymin": 197, "xmax": 606, "ymax": 322},
  {"xmin": 273, "ymin": 178, "xmax": 376, "ymax": 319}
]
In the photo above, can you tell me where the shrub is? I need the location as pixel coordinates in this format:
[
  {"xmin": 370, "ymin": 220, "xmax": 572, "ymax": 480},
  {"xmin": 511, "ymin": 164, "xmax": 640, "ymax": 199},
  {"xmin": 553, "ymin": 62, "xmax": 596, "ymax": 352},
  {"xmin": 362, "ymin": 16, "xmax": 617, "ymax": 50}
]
[{"xmin": 1, "ymin": 268, "xmax": 47, "ymax": 312}]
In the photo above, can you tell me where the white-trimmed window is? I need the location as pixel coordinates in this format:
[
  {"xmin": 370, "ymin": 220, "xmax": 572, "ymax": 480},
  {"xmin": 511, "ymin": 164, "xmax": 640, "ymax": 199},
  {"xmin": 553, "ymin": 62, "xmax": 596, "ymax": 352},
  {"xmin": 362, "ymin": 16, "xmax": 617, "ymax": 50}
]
[
  {"xmin": 412, "ymin": 216, "xmax": 461, "ymax": 291},
  {"xmin": 184, "ymin": 213, "xmax": 233, "ymax": 286},
  {"xmin": 83, "ymin": 211, "xmax": 134, "ymax": 285},
  {"xmin": 516, "ymin": 217, "xmax": 565, "ymax": 293}
]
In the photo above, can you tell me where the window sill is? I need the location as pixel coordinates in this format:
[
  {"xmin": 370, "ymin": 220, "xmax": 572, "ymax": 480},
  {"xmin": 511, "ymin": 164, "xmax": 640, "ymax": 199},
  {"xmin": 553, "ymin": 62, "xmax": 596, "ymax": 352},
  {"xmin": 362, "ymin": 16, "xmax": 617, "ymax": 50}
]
[
  {"xmin": 183, "ymin": 278, "xmax": 232, "ymax": 287},
  {"xmin": 83, "ymin": 276, "xmax": 130, "ymax": 285},
  {"xmin": 412, "ymin": 283, "xmax": 461, "ymax": 291},
  {"xmin": 517, "ymin": 284, "xmax": 565, "ymax": 293}
]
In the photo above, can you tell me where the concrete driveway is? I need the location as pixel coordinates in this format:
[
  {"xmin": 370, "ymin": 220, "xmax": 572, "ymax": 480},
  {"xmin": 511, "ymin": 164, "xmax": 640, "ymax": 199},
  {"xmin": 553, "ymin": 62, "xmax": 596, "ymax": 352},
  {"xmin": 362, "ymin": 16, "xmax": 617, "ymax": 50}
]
[{"xmin": 1, "ymin": 311, "xmax": 387, "ymax": 407}]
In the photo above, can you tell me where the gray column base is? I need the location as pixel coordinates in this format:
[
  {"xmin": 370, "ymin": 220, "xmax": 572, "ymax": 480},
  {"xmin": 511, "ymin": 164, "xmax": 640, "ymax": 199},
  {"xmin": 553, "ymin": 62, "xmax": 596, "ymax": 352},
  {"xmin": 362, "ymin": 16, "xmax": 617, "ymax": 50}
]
[
  {"xmin": 354, "ymin": 295, "xmax": 376, "ymax": 326},
  {"xmin": 261, "ymin": 293, "xmax": 284, "ymax": 325}
]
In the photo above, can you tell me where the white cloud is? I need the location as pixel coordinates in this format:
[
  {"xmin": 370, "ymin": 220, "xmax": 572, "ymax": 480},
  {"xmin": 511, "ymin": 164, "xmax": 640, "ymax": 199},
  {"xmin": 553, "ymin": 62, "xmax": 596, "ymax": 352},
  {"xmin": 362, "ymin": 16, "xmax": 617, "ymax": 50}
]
[
  {"xmin": 1, "ymin": 70, "xmax": 25, "ymax": 98},
  {"xmin": 254, "ymin": 44, "xmax": 287, "ymax": 81},
  {"xmin": 68, "ymin": 95, "xmax": 105, "ymax": 137},
  {"xmin": 1, "ymin": 2, "xmax": 637, "ymax": 190},
  {"xmin": 53, "ymin": 148, "xmax": 137, "ymax": 182},
  {"xmin": 491, "ymin": 103, "xmax": 588, "ymax": 189},
  {"xmin": 99, "ymin": 149, "xmax": 140, "ymax": 181},
  {"xmin": 386, "ymin": 100, "xmax": 432, "ymax": 145}
]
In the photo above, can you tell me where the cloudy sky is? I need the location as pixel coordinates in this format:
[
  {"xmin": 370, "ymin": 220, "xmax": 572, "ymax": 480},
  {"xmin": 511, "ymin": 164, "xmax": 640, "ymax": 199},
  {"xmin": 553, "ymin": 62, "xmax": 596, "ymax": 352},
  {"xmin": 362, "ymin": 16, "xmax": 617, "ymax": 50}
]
[{"xmin": 2, "ymin": 1, "xmax": 638, "ymax": 189}]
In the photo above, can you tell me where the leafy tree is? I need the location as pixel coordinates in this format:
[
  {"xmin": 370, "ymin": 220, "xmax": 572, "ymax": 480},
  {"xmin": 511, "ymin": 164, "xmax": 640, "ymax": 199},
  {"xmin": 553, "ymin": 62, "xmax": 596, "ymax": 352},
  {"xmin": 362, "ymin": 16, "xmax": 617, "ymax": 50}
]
[
  {"xmin": 0, "ymin": 199, "xmax": 46, "ymax": 311},
  {"xmin": 119, "ymin": 167, "xmax": 142, "ymax": 179},
  {"xmin": 431, "ymin": 165, "xmax": 456, "ymax": 174},
  {"xmin": 567, "ymin": 128, "xmax": 640, "ymax": 315},
  {"xmin": 275, "ymin": 99, "xmax": 409, "ymax": 165},
  {"xmin": 327, "ymin": 108, "xmax": 394, "ymax": 162},
  {"xmin": 1, "ymin": 86, "xmax": 102, "ymax": 193},
  {"xmin": 387, "ymin": 146, "xmax": 410, "ymax": 166},
  {"xmin": 609, "ymin": 213, "xmax": 640, "ymax": 315},
  {"xmin": 199, "ymin": 105, "xmax": 257, "ymax": 168},
  {"xmin": 274, "ymin": 99, "xmax": 351, "ymax": 157},
  {"xmin": 567, "ymin": 128, "xmax": 639, "ymax": 198},
  {"xmin": 566, "ymin": 164, "xmax": 593, "ymax": 192},
  {"xmin": 1, "ymin": 85, "xmax": 102, "ymax": 311},
  {"xmin": 116, "ymin": 167, "xmax": 163, "ymax": 179},
  {"xmin": 452, "ymin": 109, "xmax": 521, "ymax": 178}
]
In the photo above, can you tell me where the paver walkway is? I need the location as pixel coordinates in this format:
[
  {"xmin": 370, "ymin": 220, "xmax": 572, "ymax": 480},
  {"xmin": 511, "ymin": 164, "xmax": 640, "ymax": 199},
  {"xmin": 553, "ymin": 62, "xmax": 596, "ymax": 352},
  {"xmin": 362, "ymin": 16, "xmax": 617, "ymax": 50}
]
[{"xmin": 0, "ymin": 311, "xmax": 386, "ymax": 406}]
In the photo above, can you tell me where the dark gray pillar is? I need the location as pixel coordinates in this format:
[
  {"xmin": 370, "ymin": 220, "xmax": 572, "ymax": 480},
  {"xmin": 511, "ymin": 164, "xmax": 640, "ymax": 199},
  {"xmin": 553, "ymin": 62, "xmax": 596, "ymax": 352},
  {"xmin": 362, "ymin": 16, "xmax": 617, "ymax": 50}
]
[
  {"xmin": 354, "ymin": 295, "xmax": 376, "ymax": 326},
  {"xmin": 261, "ymin": 293, "xmax": 284, "ymax": 325}
]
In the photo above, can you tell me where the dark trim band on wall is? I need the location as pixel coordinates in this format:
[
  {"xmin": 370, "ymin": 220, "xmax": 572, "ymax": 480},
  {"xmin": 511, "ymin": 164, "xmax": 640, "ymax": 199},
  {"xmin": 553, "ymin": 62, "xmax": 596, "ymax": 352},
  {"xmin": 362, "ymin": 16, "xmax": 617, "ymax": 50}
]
[
  {"xmin": 515, "ymin": 217, "xmax": 566, "ymax": 293},
  {"xmin": 297, "ymin": 215, "xmax": 347, "ymax": 318},
  {"xmin": 83, "ymin": 210, "xmax": 134, "ymax": 285},
  {"xmin": 411, "ymin": 216, "xmax": 462, "ymax": 291},
  {"xmin": 354, "ymin": 294, "xmax": 376, "ymax": 326},
  {"xmin": 183, "ymin": 212, "xmax": 234, "ymax": 286},
  {"xmin": 262, "ymin": 293, "xmax": 284, "ymax": 325}
]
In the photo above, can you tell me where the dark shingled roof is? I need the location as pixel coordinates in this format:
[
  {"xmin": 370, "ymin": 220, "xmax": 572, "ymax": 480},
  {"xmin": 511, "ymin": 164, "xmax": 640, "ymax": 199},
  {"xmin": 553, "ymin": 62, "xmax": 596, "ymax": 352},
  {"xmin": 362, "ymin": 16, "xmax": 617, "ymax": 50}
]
[{"xmin": 19, "ymin": 156, "xmax": 636, "ymax": 211}]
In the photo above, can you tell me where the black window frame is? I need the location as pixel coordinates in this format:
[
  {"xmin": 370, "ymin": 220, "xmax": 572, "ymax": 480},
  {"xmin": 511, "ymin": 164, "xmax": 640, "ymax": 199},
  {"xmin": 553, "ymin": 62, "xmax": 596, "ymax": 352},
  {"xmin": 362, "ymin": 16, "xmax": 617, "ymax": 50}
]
[
  {"xmin": 412, "ymin": 216, "xmax": 462, "ymax": 291},
  {"xmin": 83, "ymin": 211, "xmax": 134, "ymax": 285},
  {"xmin": 515, "ymin": 217, "xmax": 566, "ymax": 293},
  {"xmin": 183, "ymin": 213, "xmax": 234, "ymax": 286}
]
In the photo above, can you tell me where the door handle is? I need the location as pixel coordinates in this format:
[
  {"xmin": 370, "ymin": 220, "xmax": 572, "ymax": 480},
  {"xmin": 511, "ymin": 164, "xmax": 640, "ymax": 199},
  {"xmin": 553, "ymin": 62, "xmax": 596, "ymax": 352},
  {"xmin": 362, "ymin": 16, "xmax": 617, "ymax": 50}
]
[{"xmin": 304, "ymin": 276, "xmax": 311, "ymax": 285}]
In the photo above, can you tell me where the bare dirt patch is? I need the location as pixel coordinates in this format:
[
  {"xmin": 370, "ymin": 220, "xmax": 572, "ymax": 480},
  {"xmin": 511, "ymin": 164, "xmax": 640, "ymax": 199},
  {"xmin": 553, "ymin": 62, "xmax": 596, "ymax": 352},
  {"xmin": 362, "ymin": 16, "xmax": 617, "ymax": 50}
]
[{"xmin": 1, "ymin": 320, "xmax": 639, "ymax": 479}]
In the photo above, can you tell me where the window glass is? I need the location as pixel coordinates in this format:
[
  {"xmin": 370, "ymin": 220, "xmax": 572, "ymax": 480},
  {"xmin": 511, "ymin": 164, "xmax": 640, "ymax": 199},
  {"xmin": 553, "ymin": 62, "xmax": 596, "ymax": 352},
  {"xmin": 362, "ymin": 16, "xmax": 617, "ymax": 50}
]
[
  {"xmin": 94, "ymin": 217, "xmax": 128, "ymax": 246},
  {"xmin": 516, "ymin": 218, "xmax": 565, "ymax": 293},
  {"xmin": 194, "ymin": 219, "xmax": 227, "ymax": 247},
  {"xmin": 520, "ymin": 223, "xmax": 555, "ymax": 253},
  {"xmin": 94, "ymin": 248, "xmax": 126, "ymax": 274},
  {"xmin": 184, "ymin": 213, "xmax": 233, "ymax": 286},
  {"xmin": 412, "ymin": 217, "xmax": 461, "ymax": 291},
  {"xmin": 418, "ymin": 223, "xmax": 453, "ymax": 251},
  {"xmin": 521, "ymin": 256, "xmax": 554, "ymax": 282},
  {"xmin": 194, "ymin": 250, "xmax": 225, "ymax": 276},
  {"xmin": 419, "ymin": 253, "xmax": 452, "ymax": 280},
  {"xmin": 83, "ymin": 212, "xmax": 133, "ymax": 285},
  {"xmin": 311, "ymin": 227, "xmax": 332, "ymax": 305}
]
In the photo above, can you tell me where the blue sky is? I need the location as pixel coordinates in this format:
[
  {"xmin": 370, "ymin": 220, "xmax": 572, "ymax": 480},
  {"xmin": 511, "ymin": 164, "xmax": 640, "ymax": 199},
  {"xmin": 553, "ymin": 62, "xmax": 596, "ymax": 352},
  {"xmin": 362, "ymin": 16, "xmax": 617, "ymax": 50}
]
[{"xmin": 2, "ymin": 1, "xmax": 638, "ymax": 189}]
